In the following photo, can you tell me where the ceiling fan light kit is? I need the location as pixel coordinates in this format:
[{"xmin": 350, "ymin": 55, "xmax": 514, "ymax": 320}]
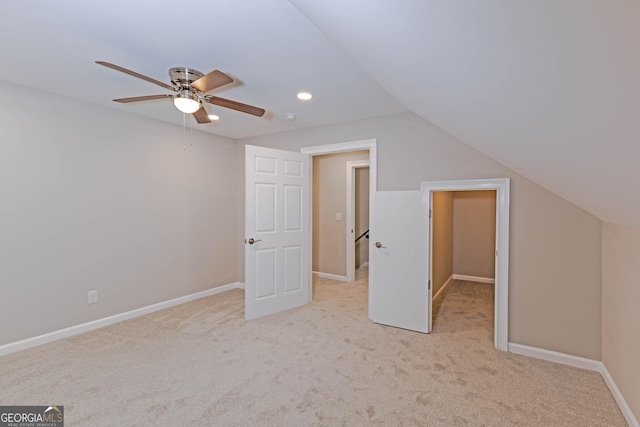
[
  {"xmin": 173, "ymin": 90, "xmax": 201, "ymax": 114},
  {"xmin": 96, "ymin": 61, "xmax": 266, "ymax": 123}
]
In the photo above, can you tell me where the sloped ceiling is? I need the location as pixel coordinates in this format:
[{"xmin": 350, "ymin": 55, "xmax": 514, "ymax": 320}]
[
  {"xmin": 0, "ymin": 1, "xmax": 404, "ymax": 140},
  {"xmin": 289, "ymin": 0, "xmax": 640, "ymax": 226},
  {"xmin": 3, "ymin": 1, "xmax": 639, "ymax": 226}
]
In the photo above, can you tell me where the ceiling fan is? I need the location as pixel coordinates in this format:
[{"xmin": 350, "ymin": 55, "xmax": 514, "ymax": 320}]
[{"xmin": 96, "ymin": 61, "xmax": 265, "ymax": 123}]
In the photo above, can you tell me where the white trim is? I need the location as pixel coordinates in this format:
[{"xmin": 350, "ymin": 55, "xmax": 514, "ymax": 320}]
[
  {"xmin": 509, "ymin": 343, "xmax": 639, "ymax": 426},
  {"xmin": 427, "ymin": 190, "xmax": 434, "ymax": 332},
  {"xmin": 452, "ymin": 274, "xmax": 495, "ymax": 284},
  {"xmin": 302, "ymin": 139, "xmax": 377, "ymax": 312},
  {"xmin": 346, "ymin": 160, "xmax": 370, "ymax": 283},
  {"xmin": 508, "ymin": 343, "xmax": 602, "ymax": 372},
  {"xmin": 0, "ymin": 282, "xmax": 244, "ymax": 356},
  {"xmin": 601, "ymin": 365, "xmax": 640, "ymax": 427},
  {"xmin": 433, "ymin": 275, "xmax": 454, "ymax": 301},
  {"xmin": 359, "ymin": 261, "xmax": 369, "ymax": 268},
  {"xmin": 312, "ymin": 271, "xmax": 350, "ymax": 282},
  {"xmin": 301, "ymin": 139, "xmax": 376, "ymax": 156},
  {"xmin": 423, "ymin": 178, "xmax": 510, "ymax": 351}
]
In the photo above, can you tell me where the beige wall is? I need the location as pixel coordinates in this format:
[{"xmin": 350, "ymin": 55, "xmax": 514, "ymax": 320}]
[
  {"xmin": 312, "ymin": 151, "xmax": 369, "ymax": 276},
  {"xmin": 0, "ymin": 82, "xmax": 238, "ymax": 346},
  {"xmin": 453, "ymin": 191, "xmax": 496, "ymax": 278},
  {"xmin": 602, "ymin": 223, "xmax": 640, "ymax": 421},
  {"xmin": 432, "ymin": 192, "xmax": 453, "ymax": 295},
  {"xmin": 355, "ymin": 167, "xmax": 370, "ymax": 269},
  {"xmin": 237, "ymin": 112, "xmax": 603, "ymax": 359}
]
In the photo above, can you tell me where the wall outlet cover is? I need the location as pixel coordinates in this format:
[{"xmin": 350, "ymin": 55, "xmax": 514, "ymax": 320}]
[{"xmin": 88, "ymin": 290, "xmax": 98, "ymax": 304}]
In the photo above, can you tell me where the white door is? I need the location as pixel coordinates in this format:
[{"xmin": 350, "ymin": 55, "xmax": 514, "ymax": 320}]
[
  {"xmin": 369, "ymin": 190, "xmax": 431, "ymax": 333},
  {"xmin": 245, "ymin": 145, "xmax": 309, "ymax": 320}
]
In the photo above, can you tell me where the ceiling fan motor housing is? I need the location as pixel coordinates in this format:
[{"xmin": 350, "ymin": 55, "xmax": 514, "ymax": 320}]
[{"xmin": 169, "ymin": 67, "xmax": 204, "ymax": 90}]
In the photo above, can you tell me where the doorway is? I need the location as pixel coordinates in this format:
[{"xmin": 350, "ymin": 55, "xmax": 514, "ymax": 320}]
[
  {"xmin": 423, "ymin": 179, "xmax": 510, "ymax": 351},
  {"xmin": 311, "ymin": 153, "xmax": 369, "ymax": 283},
  {"xmin": 432, "ymin": 190, "xmax": 497, "ymax": 336},
  {"xmin": 347, "ymin": 160, "xmax": 370, "ymax": 282},
  {"xmin": 301, "ymin": 140, "xmax": 377, "ymax": 310}
]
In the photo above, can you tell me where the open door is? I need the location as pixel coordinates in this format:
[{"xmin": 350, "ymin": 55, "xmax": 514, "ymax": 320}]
[
  {"xmin": 245, "ymin": 145, "xmax": 310, "ymax": 320},
  {"xmin": 369, "ymin": 190, "xmax": 431, "ymax": 333}
]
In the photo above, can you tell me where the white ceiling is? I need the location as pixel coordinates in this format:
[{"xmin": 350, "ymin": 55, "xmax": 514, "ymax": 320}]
[
  {"xmin": 0, "ymin": 0, "xmax": 405, "ymax": 139},
  {"xmin": 289, "ymin": 0, "xmax": 640, "ymax": 226},
  {"xmin": 3, "ymin": 1, "xmax": 640, "ymax": 225}
]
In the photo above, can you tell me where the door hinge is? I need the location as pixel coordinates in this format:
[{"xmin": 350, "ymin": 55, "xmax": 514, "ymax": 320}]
[
  {"xmin": 428, "ymin": 280, "xmax": 431, "ymax": 290},
  {"xmin": 429, "ymin": 209, "xmax": 432, "ymax": 219}
]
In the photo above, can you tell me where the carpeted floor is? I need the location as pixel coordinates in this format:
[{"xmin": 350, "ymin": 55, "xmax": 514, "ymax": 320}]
[{"xmin": 0, "ymin": 271, "xmax": 626, "ymax": 426}]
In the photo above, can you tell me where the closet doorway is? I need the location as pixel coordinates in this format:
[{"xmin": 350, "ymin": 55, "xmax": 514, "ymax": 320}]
[
  {"xmin": 432, "ymin": 190, "xmax": 497, "ymax": 336},
  {"xmin": 423, "ymin": 179, "xmax": 510, "ymax": 351}
]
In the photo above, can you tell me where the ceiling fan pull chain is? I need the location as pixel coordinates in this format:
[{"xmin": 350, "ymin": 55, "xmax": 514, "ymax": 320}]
[{"xmin": 190, "ymin": 114, "xmax": 194, "ymax": 147}]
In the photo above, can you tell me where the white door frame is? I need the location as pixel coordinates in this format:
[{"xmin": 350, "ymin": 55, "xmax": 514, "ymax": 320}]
[
  {"xmin": 346, "ymin": 160, "xmax": 370, "ymax": 282},
  {"xmin": 301, "ymin": 139, "xmax": 377, "ymax": 306},
  {"xmin": 422, "ymin": 178, "xmax": 510, "ymax": 351}
]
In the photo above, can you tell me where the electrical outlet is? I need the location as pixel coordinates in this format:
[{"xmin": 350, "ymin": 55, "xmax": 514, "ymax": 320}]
[
  {"xmin": 335, "ymin": 212, "xmax": 341, "ymax": 221},
  {"xmin": 88, "ymin": 290, "xmax": 98, "ymax": 304}
]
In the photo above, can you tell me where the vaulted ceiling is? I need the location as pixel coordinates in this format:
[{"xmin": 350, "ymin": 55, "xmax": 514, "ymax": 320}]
[
  {"xmin": 3, "ymin": 1, "xmax": 639, "ymax": 225},
  {"xmin": 1, "ymin": 0, "xmax": 405, "ymax": 139}
]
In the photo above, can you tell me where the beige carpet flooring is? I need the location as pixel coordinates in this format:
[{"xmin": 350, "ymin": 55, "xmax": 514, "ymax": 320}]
[{"xmin": 0, "ymin": 272, "xmax": 626, "ymax": 426}]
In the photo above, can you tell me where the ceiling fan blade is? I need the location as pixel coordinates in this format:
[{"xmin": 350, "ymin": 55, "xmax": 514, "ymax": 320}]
[
  {"xmin": 96, "ymin": 61, "xmax": 175, "ymax": 91},
  {"xmin": 205, "ymin": 96, "xmax": 265, "ymax": 117},
  {"xmin": 113, "ymin": 94, "xmax": 173, "ymax": 103},
  {"xmin": 192, "ymin": 107, "xmax": 212, "ymax": 124},
  {"xmin": 191, "ymin": 70, "xmax": 233, "ymax": 93}
]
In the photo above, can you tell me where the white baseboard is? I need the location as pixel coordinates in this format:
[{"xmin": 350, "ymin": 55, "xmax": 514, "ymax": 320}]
[
  {"xmin": 508, "ymin": 343, "xmax": 602, "ymax": 371},
  {"xmin": 0, "ymin": 282, "xmax": 244, "ymax": 357},
  {"xmin": 359, "ymin": 262, "xmax": 369, "ymax": 268},
  {"xmin": 452, "ymin": 274, "xmax": 495, "ymax": 284},
  {"xmin": 601, "ymin": 364, "xmax": 640, "ymax": 427},
  {"xmin": 312, "ymin": 271, "xmax": 350, "ymax": 282},
  {"xmin": 433, "ymin": 275, "xmax": 454, "ymax": 301},
  {"xmin": 509, "ymin": 343, "xmax": 639, "ymax": 427}
]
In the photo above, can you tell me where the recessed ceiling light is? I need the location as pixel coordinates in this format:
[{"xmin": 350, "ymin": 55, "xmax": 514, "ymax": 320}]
[
  {"xmin": 297, "ymin": 92, "xmax": 312, "ymax": 101},
  {"xmin": 208, "ymin": 114, "xmax": 220, "ymax": 121}
]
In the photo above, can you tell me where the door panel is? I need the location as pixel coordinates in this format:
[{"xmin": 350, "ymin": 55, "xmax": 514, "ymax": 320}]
[
  {"xmin": 255, "ymin": 183, "xmax": 276, "ymax": 232},
  {"xmin": 283, "ymin": 185, "xmax": 302, "ymax": 231},
  {"xmin": 283, "ymin": 245, "xmax": 303, "ymax": 293},
  {"xmin": 369, "ymin": 190, "xmax": 430, "ymax": 333},
  {"xmin": 245, "ymin": 145, "xmax": 309, "ymax": 320},
  {"xmin": 254, "ymin": 248, "xmax": 276, "ymax": 299}
]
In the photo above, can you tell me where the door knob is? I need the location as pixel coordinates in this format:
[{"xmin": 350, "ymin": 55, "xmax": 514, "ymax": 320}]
[
  {"xmin": 375, "ymin": 241, "xmax": 386, "ymax": 248},
  {"xmin": 247, "ymin": 238, "xmax": 262, "ymax": 245}
]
